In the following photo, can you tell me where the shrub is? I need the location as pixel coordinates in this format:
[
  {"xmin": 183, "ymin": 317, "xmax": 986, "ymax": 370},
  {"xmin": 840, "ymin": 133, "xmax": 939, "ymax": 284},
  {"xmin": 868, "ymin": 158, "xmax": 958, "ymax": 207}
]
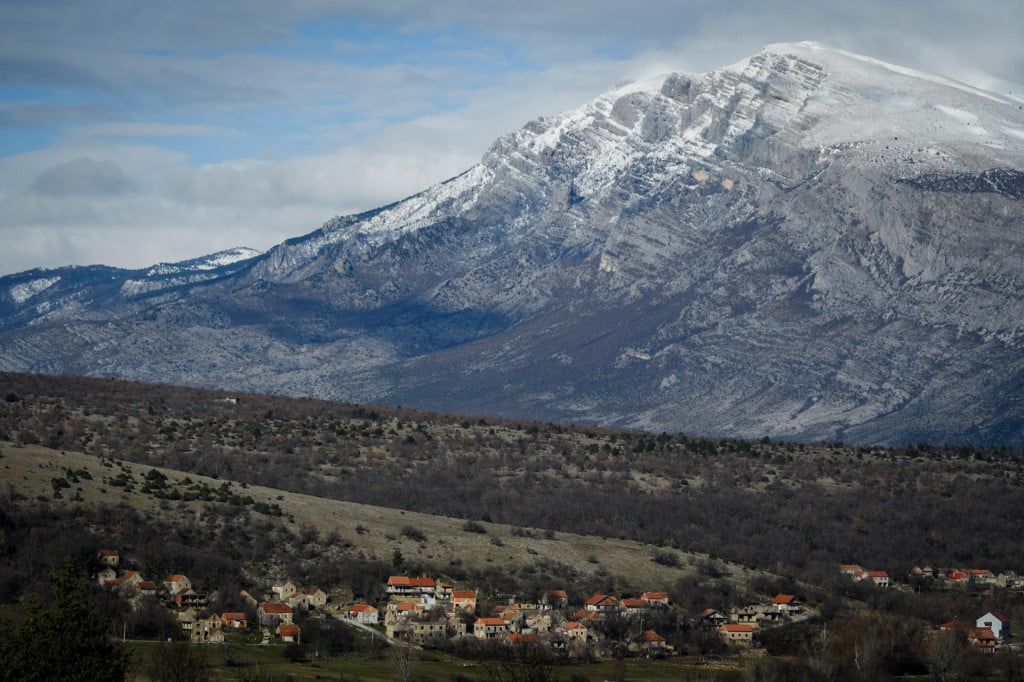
[{"xmin": 401, "ymin": 526, "xmax": 426, "ymax": 542}]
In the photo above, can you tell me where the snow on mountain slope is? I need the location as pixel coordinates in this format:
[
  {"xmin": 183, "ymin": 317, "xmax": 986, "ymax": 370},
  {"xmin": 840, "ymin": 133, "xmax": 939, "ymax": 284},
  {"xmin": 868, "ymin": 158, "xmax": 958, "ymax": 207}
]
[{"xmin": 1, "ymin": 43, "xmax": 1023, "ymax": 445}]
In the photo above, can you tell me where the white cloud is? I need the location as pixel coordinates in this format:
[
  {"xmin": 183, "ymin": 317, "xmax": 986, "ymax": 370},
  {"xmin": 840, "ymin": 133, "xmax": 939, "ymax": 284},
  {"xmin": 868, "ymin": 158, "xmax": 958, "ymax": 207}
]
[{"xmin": 1, "ymin": 1, "xmax": 1023, "ymax": 276}]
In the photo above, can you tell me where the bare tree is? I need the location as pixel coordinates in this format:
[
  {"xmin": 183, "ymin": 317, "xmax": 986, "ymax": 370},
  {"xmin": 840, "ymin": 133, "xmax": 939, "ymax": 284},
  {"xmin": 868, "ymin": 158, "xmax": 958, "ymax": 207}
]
[
  {"xmin": 147, "ymin": 641, "xmax": 210, "ymax": 682},
  {"xmin": 390, "ymin": 642, "xmax": 418, "ymax": 682}
]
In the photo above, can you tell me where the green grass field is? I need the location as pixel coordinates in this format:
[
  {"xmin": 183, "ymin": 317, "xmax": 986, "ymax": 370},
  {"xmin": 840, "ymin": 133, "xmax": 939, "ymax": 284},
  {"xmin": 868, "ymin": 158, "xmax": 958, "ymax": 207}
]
[{"xmin": 127, "ymin": 638, "xmax": 743, "ymax": 681}]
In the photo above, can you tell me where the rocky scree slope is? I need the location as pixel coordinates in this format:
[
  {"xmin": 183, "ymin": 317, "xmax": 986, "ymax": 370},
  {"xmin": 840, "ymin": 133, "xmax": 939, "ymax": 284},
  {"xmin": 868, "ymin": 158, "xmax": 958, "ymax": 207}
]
[{"xmin": 2, "ymin": 42, "xmax": 1023, "ymax": 445}]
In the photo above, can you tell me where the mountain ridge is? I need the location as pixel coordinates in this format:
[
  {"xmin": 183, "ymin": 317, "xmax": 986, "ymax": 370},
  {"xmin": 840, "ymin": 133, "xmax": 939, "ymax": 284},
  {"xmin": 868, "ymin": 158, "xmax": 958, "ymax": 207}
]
[{"xmin": 2, "ymin": 42, "xmax": 1023, "ymax": 445}]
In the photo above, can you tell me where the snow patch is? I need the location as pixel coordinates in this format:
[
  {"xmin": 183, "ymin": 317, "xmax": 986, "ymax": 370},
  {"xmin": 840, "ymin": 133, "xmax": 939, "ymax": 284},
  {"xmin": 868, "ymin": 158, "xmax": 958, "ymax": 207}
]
[{"xmin": 10, "ymin": 276, "xmax": 60, "ymax": 304}]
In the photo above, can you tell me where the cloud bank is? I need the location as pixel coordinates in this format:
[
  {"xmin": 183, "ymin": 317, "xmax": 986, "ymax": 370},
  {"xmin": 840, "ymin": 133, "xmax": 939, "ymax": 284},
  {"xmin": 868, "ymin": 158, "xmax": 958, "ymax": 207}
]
[{"xmin": 1, "ymin": 1, "xmax": 1022, "ymax": 275}]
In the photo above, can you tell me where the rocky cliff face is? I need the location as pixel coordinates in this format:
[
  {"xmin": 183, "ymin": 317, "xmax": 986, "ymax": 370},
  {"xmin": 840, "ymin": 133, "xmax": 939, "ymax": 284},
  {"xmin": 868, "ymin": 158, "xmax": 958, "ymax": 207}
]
[{"xmin": 3, "ymin": 42, "xmax": 1023, "ymax": 445}]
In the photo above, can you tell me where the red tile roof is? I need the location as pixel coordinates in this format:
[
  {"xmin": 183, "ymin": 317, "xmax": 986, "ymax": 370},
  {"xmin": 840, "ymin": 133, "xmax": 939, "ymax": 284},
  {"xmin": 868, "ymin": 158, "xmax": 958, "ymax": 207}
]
[
  {"xmin": 772, "ymin": 594, "xmax": 799, "ymax": 604},
  {"xmin": 278, "ymin": 624, "xmax": 300, "ymax": 637},
  {"xmin": 721, "ymin": 624, "xmax": 753, "ymax": 633},
  {"xmin": 452, "ymin": 590, "xmax": 476, "ymax": 600},
  {"xmin": 349, "ymin": 604, "xmax": 377, "ymax": 614},
  {"xmin": 475, "ymin": 617, "xmax": 506, "ymax": 627},
  {"xmin": 222, "ymin": 612, "xmax": 247, "ymax": 621},
  {"xmin": 638, "ymin": 629, "xmax": 665, "ymax": 642},
  {"xmin": 562, "ymin": 621, "xmax": 586, "ymax": 631},
  {"xmin": 508, "ymin": 633, "xmax": 539, "ymax": 644},
  {"xmin": 621, "ymin": 598, "xmax": 648, "ymax": 608},
  {"xmin": 259, "ymin": 602, "xmax": 293, "ymax": 614},
  {"xmin": 641, "ymin": 591, "xmax": 668, "ymax": 600},
  {"xmin": 388, "ymin": 575, "xmax": 435, "ymax": 588}
]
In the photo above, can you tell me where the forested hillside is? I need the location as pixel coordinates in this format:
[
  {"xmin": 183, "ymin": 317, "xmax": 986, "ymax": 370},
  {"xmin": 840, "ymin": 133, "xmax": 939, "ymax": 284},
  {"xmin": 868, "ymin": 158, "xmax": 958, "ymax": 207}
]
[{"xmin": 3, "ymin": 372, "xmax": 1022, "ymax": 586}]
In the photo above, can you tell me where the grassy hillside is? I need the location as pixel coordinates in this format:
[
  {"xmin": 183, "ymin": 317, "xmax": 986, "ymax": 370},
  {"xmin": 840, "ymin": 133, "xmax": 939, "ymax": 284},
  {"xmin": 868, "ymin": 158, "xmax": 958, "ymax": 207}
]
[
  {"xmin": 1, "ymin": 441, "xmax": 762, "ymax": 593},
  {"xmin": 3, "ymin": 371, "xmax": 1023, "ymax": 584}
]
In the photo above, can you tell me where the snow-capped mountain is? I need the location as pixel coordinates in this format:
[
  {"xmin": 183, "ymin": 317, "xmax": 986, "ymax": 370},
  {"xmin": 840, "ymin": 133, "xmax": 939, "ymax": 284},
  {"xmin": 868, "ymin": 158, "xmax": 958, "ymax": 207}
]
[{"xmin": 3, "ymin": 42, "xmax": 1023, "ymax": 445}]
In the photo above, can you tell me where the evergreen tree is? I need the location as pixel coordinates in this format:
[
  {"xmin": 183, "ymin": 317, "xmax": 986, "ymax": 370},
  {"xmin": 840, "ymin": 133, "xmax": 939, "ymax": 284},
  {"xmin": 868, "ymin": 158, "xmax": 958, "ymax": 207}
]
[{"xmin": 0, "ymin": 558, "xmax": 130, "ymax": 681}]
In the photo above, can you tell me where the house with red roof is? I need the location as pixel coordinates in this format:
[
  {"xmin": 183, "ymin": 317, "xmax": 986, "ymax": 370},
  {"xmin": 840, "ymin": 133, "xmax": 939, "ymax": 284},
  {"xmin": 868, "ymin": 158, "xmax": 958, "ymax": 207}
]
[
  {"xmin": 221, "ymin": 612, "xmax": 248, "ymax": 629},
  {"xmin": 558, "ymin": 621, "xmax": 589, "ymax": 641},
  {"xmin": 474, "ymin": 617, "xmax": 508, "ymax": 639},
  {"xmin": 634, "ymin": 629, "xmax": 668, "ymax": 654},
  {"xmin": 134, "ymin": 581, "xmax": 158, "ymax": 598},
  {"xmin": 970, "ymin": 627, "xmax": 998, "ymax": 653},
  {"xmin": 620, "ymin": 598, "xmax": 649, "ymax": 616},
  {"xmin": 696, "ymin": 608, "xmax": 728, "ymax": 629},
  {"xmin": 164, "ymin": 574, "xmax": 192, "ymax": 595},
  {"xmin": 641, "ymin": 591, "xmax": 669, "ymax": 606},
  {"xmin": 386, "ymin": 575, "xmax": 438, "ymax": 597},
  {"xmin": 348, "ymin": 603, "xmax": 379, "ymax": 624},
  {"xmin": 720, "ymin": 623, "xmax": 754, "ymax": 646},
  {"xmin": 277, "ymin": 624, "xmax": 300, "ymax": 643},
  {"xmin": 977, "ymin": 612, "xmax": 1011, "ymax": 639},
  {"xmin": 451, "ymin": 589, "xmax": 477, "ymax": 613},
  {"xmin": 584, "ymin": 594, "xmax": 619, "ymax": 612},
  {"xmin": 771, "ymin": 594, "xmax": 802, "ymax": 614},
  {"xmin": 542, "ymin": 589, "xmax": 568, "ymax": 608},
  {"xmin": 97, "ymin": 549, "xmax": 120, "ymax": 568},
  {"xmin": 866, "ymin": 570, "xmax": 890, "ymax": 588},
  {"xmin": 172, "ymin": 587, "xmax": 205, "ymax": 608},
  {"xmin": 258, "ymin": 601, "xmax": 294, "ymax": 626}
]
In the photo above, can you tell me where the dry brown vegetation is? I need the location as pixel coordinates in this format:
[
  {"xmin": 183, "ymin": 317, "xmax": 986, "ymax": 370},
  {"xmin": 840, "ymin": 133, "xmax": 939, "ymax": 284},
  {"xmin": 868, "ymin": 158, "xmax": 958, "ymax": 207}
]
[
  {"xmin": 0, "ymin": 442, "xmax": 748, "ymax": 591},
  {"xmin": 2, "ymin": 371, "xmax": 1024, "ymax": 586}
]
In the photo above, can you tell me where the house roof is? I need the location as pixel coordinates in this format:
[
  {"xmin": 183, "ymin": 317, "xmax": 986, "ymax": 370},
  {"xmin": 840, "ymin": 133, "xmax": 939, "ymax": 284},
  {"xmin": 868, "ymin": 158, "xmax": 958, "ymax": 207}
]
[
  {"xmin": 508, "ymin": 633, "xmax": 539, "ymax": 644},
  {"xmin": 222, "ymin": 612, "xmax": 247, "ymax": 620},
  {"xmin": 641, "ymin": 591, "xmax": 668, "ymax": 600},
  {"xmin": 721, "ymin": 624, "xmax": 754, "ymax": 633},
  {"xmin": 135, "ymin": 581, "xmax": 157, "ymax": 590},
  {"xmin": 867, "ymin": 571, "xmax": 889, "ymax": 578},
  {"xmin": 259, "ymin": 602, "xmax": 293, "ymax": 614},
  {"xmin": 396, "ymin": 602, "xmax": 421, "ymax": 612},
  {"xmin": 980, "ymin": 611, "xmax": 1010, "ymax": 623},
  {"xmin": 278, "ymin": 624, "xmax": 300, "ymax": 637},
  {"xmin": 475, "ymin": 618, "xmax": 506, "ymax": 627},
  {"xmin": 698, "ymin": 608, "xmax": 724, "ymax": 618},
  {"xmin": 452, "ymin": 590, "xmax": 476, "ymax": 599},
  {"xmin": 304, "ymin": 587, "xmax": 324, "ymax": 595},
  {"xmin": 166, "ymin": 574, "xmax": 187, "ymax": 582},
  {"xmin": 621, "ymin": 598, "xmax": 648, "ymax": 608},
  {"xmin": 562, "ymin": 621, "xmax": 586, "ymax": 631},
  {"xmin": 971, "ymin": 627, "xmax": 996, "ymax": 641},
  {"xmin": 98, "ymin": 549, "xmax": 119, "ymax": 557},
  {"xmin": 638, "ymin": 630, "xmax": 665, "ymax": 642},
  {"xmin": 388, "ymin": 575, "xmax": 435, "ymax": 588},
  {"xmin": 772, "ymin": 594, "xmax": 799, "ymax": 604},
  {"xmin": 585, "ymin": 594, "xmax": 617, "ymax": 606},
  {"xmin": 349, "ymin": 604, "xmax": 377, "ymax": 614},
  {"xmin": 546, "ymin": 589, "xmax": 567, "ymax": 598}
]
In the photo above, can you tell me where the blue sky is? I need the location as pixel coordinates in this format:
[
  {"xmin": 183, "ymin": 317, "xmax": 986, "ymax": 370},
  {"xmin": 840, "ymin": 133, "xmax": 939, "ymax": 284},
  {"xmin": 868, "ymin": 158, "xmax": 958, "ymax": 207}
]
[{"xmin": 1, "ymin": 0, "xmax": 1022, "ymax": 275}]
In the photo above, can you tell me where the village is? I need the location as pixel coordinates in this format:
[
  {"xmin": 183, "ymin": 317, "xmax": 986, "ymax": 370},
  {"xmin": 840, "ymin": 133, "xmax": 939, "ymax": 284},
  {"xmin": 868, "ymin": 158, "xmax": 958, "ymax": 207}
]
[{"xmin": 94, "ymin": 547, "xmax": 1020, "ymax": 660}]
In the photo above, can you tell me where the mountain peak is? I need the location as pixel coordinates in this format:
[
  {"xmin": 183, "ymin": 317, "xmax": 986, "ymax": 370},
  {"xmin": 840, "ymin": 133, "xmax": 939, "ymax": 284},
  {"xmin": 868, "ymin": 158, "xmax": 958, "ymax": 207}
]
[{"xmin": 2, "ymin": 45, "xmax": 1023, "ymax": 445}]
